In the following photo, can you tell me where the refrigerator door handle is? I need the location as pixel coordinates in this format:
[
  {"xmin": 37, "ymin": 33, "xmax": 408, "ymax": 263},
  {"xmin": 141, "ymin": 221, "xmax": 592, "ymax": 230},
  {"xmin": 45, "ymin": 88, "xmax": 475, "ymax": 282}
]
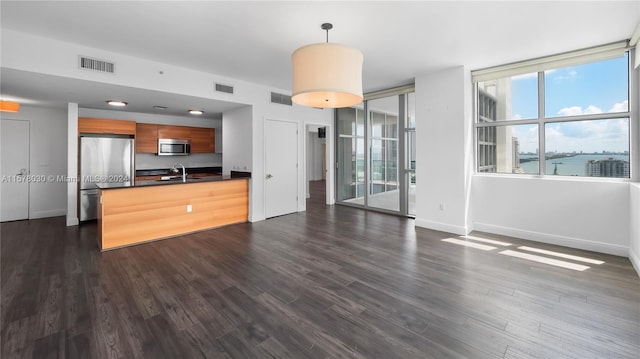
[{"xmin": 82, "ymin": 189, "xmax": 99, "ymax": 196}]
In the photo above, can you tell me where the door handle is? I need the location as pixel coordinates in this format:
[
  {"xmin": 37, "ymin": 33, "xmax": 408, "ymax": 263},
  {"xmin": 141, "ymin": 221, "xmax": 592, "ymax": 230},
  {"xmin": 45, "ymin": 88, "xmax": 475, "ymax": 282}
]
[{"xmin": 266, "ymin": 174, "xmax": 273, "ymax": 179}]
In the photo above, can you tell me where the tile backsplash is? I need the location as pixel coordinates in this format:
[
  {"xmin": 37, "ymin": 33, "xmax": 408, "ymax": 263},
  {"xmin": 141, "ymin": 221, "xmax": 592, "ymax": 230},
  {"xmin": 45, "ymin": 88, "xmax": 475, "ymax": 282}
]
[{"xmin": 136, "ymin": 153, "xmax": 222, "ymax": 170}]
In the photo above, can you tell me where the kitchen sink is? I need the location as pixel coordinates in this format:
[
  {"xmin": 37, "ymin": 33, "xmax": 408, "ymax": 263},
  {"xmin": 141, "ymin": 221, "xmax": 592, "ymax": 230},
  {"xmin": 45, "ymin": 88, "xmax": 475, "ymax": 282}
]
[{"xmin": 154, "ymin": 176, "xmax": 203, "ymax": 182}]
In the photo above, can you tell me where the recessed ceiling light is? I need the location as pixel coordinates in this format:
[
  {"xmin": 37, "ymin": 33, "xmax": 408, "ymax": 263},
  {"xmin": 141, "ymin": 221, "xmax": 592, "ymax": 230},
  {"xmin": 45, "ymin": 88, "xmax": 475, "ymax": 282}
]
[
  {"xmin": 188, "ymin": 109, "xmax": 204, "ymax": 115},
  {"xmin": 106, "ymin": 100, "xmax": 127, "ymax": 107},
  {"xmin": 153, "ymin": 105, "xmax": 167, "ymax": 110}
]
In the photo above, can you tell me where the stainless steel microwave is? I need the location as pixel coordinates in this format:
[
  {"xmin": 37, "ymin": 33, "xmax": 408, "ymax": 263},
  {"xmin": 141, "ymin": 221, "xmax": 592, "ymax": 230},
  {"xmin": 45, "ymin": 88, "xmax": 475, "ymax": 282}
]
[{"xmin": 158, "ymin": 138, "xmax": 191, "ymax": 156}]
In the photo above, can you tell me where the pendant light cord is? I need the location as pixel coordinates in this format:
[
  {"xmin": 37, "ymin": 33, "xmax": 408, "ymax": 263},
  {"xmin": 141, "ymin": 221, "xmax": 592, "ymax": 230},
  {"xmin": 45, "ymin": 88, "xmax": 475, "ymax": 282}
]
[{"xmin": 321, "ymin": 23, "xmax": 333, "ymax": 43}]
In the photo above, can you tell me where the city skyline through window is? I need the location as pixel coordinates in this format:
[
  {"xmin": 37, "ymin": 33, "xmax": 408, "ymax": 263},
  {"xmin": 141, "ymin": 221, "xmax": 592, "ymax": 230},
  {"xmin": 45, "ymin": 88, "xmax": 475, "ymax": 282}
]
[{"xmin": 476, "ymin": 52, "xmax": 631, "ymax": 178}]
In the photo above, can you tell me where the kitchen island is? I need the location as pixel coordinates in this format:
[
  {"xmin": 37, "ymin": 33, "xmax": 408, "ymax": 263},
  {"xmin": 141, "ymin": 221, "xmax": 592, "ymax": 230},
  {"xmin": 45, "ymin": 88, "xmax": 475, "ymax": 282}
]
[{"xmin": 97, "ymin": 175, "xmax": 249, "ymax": 251}]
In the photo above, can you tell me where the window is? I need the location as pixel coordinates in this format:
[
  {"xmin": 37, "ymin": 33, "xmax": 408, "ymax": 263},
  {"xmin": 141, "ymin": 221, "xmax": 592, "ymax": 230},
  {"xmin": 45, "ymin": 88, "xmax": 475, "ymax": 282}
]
[
  {"xmin": 336, "ymin": 87, "xmax": 416, "ymax": 216},
  {"xmin": 474, "ymin": 49, "xmax": 632, "ymax": 178}
]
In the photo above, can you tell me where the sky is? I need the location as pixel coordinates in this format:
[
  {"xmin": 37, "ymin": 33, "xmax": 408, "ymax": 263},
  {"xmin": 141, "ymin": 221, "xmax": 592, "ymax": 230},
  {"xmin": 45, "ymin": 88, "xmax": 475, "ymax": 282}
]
[{"xmin": 508, "ymin": 53, "xmax": 629, "ymax": 153}]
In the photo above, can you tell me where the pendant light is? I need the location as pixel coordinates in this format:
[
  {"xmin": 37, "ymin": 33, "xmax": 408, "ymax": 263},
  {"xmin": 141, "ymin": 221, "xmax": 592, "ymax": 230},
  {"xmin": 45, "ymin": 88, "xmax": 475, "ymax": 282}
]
[{"xmin": 291, "ymin": 23, "xmax": 363, "ymax": 108}]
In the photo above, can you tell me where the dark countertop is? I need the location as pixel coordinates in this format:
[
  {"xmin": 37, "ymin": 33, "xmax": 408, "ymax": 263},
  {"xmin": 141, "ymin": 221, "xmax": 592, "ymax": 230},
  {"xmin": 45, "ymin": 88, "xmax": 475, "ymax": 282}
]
[
  {"xmin": 136, "ymin": 166, "xmax": 222, "ymax": 177},
  {"xmin": 97, "ymin": 175, "xmax": 248, "ymax": 190}
]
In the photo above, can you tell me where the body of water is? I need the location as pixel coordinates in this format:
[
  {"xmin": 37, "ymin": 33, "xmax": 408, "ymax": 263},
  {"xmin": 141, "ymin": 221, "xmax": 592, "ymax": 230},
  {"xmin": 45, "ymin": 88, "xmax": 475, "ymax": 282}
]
[{"xmin": 519, "ymin": 154, "xmax": 629, "ymax": 176}]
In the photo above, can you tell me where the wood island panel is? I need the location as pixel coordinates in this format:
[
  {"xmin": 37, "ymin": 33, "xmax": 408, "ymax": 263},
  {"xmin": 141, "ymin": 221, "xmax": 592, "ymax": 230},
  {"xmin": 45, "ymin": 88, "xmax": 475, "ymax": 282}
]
[{"xmin": 98, "ymin": 179, "xmax": 248, "ymax": 251}]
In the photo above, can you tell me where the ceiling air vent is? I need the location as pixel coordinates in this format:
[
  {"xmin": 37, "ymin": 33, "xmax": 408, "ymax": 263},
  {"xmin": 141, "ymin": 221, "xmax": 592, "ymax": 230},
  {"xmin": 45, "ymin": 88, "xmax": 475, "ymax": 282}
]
[
  {"xmin": 215, "ymin": 83, "xmax": 234, "ymax": 94},
  {"xmin": 271, "ymin": 92, "xmax": 292, "ymax": 106},
  {"xmin": 78, "ymin": 56, "xmax": 115, "ymax": 73}
]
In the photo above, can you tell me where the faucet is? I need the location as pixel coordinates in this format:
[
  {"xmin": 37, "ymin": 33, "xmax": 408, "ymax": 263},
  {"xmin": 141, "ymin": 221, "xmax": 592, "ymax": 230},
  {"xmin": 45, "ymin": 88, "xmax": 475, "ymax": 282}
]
[{"xmin": 170, "ymin": 163, "xmax": 187, "ymax": 182}]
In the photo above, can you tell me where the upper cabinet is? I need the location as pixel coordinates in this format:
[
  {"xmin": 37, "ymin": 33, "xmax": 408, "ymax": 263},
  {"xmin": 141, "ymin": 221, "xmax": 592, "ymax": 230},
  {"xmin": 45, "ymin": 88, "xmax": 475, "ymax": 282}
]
[
  {"xmin": 191, "ymin": 128, "xmax": 215, "ymax": 153},
  {"xmin": 80, "ymin": 118, "xmax": 216, "ymax": 154},
  {"xmin": 157, "ymin": 125, "xmax": 191, "ymax": 140},
  {"xmin": 135, "ymin": 123, "xmax": 158, "ymax": 153},
  {"xmin": 135, "ymin": 123, "xmax": 215, "ymax": 154},
  {"xmin": 78, "ymin": 118, "xmax": 136, "ymax": 135}
]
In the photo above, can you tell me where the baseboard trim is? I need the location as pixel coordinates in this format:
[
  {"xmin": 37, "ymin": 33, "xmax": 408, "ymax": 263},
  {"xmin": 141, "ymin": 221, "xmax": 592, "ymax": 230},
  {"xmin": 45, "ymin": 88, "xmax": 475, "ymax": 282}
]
[
  {"xmin": 629, "ymin": 248, "xmax": 640, "ymax": 277},
  {"xmin": 31, "ymin": 209, "xmax": 66, "ymax": 219},
  {"xmin": 473, "ymin": 222, "xmax": 628, "ymax": 257},
  {"xmin": 66, "ymin": 216, "xmax": 79, "ymax": 227},
  {"xmin": 415, "ymin": 219, "xmax": 470, "ymax": 236},
  {"xmin": 249, "ymin": 215, "xmax": 264, "ymax": 223}
]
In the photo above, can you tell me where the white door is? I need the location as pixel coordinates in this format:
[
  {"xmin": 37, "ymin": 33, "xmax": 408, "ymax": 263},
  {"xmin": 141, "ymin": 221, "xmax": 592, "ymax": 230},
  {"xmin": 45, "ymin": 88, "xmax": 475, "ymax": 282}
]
[
  {"xmin": 265, "ymin": 120, "xmax": 298, "ymax": 218},
  {"xmin": 1, "ymin": 120, "xmax": 30, "ymax": 221}
]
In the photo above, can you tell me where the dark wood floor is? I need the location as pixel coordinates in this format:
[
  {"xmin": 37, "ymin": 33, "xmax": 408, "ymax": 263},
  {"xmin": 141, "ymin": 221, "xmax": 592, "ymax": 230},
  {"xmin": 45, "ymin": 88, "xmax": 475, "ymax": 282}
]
[{"xmin": 2, "ymin": 180, "xmax": 639, "ymax": 358}]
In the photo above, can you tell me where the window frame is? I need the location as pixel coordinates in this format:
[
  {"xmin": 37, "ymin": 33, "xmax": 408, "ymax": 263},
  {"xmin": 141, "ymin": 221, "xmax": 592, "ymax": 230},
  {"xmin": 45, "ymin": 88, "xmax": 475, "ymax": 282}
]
[{"xmin": 473, "ymin": 49, "xmax": 635, "ymax": 180}]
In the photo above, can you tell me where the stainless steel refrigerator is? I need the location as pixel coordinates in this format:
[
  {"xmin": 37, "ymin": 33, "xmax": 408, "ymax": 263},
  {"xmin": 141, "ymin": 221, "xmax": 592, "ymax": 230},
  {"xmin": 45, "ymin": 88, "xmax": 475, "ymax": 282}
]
[{"xmin": 80, "ymin": 136, "xmax": 134, "ymax": 221}]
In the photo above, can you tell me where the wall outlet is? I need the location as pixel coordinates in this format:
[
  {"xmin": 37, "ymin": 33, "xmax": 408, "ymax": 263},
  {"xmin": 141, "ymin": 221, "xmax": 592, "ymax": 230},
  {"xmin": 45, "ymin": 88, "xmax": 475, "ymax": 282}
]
[
  {"xmin": 186, "ymin": 204, "xmax": 193, "ymax": 213},
  {"xmin": 439, "ymin": 203, "xmax": 445, "ymax": 211}
]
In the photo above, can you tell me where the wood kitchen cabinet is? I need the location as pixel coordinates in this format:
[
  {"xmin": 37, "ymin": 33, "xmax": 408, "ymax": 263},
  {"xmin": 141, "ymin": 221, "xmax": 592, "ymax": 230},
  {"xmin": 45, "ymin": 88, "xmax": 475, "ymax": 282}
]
[
  {"xmin": 78, "ymin": 118, "xmax": 136, "ymax": 135},
  {"xmin": 135, "ymin": 123, "xmax": 158, "ymax": 153},
  {"xmin": 135, "ymin": 123, "xmax": 215, "ymax": 154},
  {"xmin": 157, "ymin": 125, "xmax": 191, "ymax": 140},
  {"xmin": 191, "ymin": 127, "xmax": 215, "ymax": 153}
]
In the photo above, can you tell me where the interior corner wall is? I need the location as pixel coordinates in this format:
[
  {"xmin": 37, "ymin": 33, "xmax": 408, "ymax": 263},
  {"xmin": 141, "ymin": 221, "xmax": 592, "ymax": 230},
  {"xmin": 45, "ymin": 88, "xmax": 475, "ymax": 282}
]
[
  {"xmin": 630, "ymin": 184, "xmax": 640, "ymax": 275},
  {"xmin": 1, "ymin": 105, "xmax": 68, "ymax": 220},
  {"xmin": 414, "ymin": 66, "xmax": 473, "ymax": 235},
  {"xmin": 630, "ymin": 54, "xmax": 640, "ymax": 275},
  {"xmin": 67, "ymin": 103, "xmax": 79, "ymax": 226},
  {"xmin": 222, "ymin": 105, "xmax": 253, "ymax": 175}
]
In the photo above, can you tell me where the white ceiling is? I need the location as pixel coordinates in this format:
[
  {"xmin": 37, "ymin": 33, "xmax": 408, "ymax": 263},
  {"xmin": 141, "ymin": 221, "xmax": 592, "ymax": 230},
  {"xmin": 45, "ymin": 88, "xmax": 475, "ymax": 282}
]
[{"xmin": 1, "ymin": 1, "xmax": 638, "ymax": 117}]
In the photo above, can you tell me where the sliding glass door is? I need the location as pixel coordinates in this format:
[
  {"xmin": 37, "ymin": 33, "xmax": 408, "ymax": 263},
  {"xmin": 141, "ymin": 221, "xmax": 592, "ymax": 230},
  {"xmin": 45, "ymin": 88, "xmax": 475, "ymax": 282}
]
[
  {"xmin": 336, "ymin": 89, "xmax": 416, "ymax": 216},
  {"xmin": 368, "ymin": 96, "xmax": 400, "ymax": 212},
  {"xmin": 337, "ymin": 105, "xmax": 365, "ymax": 203}
]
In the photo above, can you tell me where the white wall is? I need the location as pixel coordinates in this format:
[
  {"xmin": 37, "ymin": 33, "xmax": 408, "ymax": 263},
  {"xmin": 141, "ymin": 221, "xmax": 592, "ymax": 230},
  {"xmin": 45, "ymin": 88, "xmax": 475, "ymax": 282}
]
[
  {"xmin": 1, "ymin": 105, "xmax": 68, "ymax": 219},
  {"xmin": 628, "ymin": 52, "xmax": 639, "ymax": 275},
  {"xmin": 630, "ymin": 184, "xmax": 640, "ymax": 273},
  {"xmin": 3, "ymin": 29, "xmax": 334, "ymax": 224},
  {"xmin": 414, "ymin": 66, "xmax": 474, "ymax": 234},
  {"xmin": 67, "ymin": 103, "xmax": 78, "ymax": 225},
  {"xmin": 473, "ymin": 176, "xmax": 630, "ymax": 256},
  {"xmin": 222, "ymin": 105, "xmax": 253, "ymax": 175}
]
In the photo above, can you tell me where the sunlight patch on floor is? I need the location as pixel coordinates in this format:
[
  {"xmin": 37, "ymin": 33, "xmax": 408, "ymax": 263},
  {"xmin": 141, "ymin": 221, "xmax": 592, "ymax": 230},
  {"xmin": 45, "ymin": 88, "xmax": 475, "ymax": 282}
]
[
  {"xmin": 460, "ymin": 235, "xmax": 512, "ymax": 247},
  {"xmin": 517, "ymin": 246, "xmax": 605, "ymax": 265},
  {"xmin": 442, "ymin": 238, "xmax": 497, "ymax": 251},
  {"xmin": 499, "ymin": 249, "xmax": 591, "ymax": 271}
]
